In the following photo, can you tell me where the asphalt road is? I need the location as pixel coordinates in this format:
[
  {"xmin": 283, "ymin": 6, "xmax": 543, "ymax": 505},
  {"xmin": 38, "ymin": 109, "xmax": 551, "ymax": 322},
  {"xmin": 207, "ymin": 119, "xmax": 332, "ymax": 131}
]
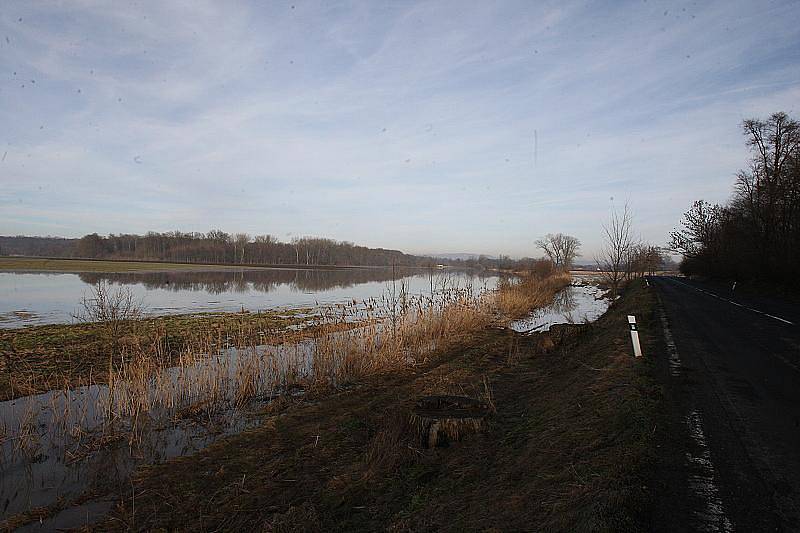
[{"xmin": 650, "ymin": 276, "xmax": 800, "ymax": 531}]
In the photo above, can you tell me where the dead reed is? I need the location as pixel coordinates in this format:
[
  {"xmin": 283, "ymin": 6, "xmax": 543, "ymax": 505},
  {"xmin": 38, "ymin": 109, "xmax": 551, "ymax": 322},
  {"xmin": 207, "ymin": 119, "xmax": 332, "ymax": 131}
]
[{"xmin": 1, "ymin": 271, "xmax": 569, "ymax": 467}]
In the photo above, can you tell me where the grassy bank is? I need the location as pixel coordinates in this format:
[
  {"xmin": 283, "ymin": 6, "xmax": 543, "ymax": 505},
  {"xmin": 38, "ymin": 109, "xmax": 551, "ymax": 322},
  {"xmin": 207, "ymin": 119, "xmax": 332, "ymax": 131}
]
[{"xmin": 101, "ymin": 280, "xmax": 660, "ymax": 531}]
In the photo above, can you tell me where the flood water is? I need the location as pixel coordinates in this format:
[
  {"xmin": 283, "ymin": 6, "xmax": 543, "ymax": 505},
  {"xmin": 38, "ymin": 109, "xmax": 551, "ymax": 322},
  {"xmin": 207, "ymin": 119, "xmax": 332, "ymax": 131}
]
[
  {"xmin": 508, "ymin": 281, "xmax": 611, "ymax": 333},
  {"xmin": 0, "ymin": 383, "xmax": 264, "ymax": 530},
  {"xmin": 0, "ymin": 268, "xmax": 498, "ymax": 328},
  {"xmin": 0, "ymin": 274, "xmax": 610, "ymax": 529},
  {"xmin": 0, "ymin": 336, "xmax": 321, "ymax": 529}
]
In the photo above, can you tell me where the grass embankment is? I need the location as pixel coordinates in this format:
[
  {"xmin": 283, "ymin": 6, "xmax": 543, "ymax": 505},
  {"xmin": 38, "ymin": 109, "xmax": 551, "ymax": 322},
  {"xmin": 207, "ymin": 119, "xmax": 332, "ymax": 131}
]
[
  {"xmin": 105, "ymin": 280, "xmax": 661, "ymax": 531},
  {"xmin": 0, "ymin": 310, "xmax": 317, "ymax": 401},
  {"xmin": 0, "ymin": 257, "xmax": 272, "ymax": 273}
]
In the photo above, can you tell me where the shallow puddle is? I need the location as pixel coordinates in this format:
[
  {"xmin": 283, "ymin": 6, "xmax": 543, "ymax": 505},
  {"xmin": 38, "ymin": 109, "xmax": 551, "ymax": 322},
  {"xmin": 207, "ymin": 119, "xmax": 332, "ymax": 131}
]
[
  {"xmin": 0, "ymin": 339, "xmax": 326, "ymax": 528},
  {"xmin": 508, "ymin": 283, "xmax": 611, "ymax": 333},
  {"xmin": 0, "ymin": 381, "xmax": 263, "ymax": 529},
  {"xmin": 0, "ymin": 330, "xmax": 380, "ymax": 529}
]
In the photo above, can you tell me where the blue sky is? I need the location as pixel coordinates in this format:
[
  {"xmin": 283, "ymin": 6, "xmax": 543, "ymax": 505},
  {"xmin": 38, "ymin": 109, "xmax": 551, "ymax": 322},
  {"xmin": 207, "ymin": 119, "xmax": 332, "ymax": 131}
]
[{"xmin": 1, "ymin": 0, "xmax": 798, "ymax": 258}]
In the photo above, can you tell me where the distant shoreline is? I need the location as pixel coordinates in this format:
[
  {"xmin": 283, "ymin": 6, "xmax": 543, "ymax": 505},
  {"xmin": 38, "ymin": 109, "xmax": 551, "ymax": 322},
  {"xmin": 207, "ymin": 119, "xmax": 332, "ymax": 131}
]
[{"xmin": 0, "ymin": 256, "xmax": 431, "ymax": 274}]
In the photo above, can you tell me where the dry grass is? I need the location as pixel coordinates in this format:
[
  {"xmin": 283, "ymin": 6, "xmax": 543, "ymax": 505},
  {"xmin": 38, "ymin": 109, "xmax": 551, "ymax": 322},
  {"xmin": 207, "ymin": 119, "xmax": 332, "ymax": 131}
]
[
  {"xmin": 492, "ymin": 272, "xmax": 571, "ymax": 318},
  {"xmin": 100, "ymin": 280, "xmax": 657, "ymax": 532},
  {"xmin": 0, "ymin": 307, "xmax": 318, "ymax": 401},
  {"xmin": 91, "ymin": 271, "xmax": 567, "ymax": 427},
  {"xmin": 0, "ymin": 271, "xmax": 571, "ymax": 507}
]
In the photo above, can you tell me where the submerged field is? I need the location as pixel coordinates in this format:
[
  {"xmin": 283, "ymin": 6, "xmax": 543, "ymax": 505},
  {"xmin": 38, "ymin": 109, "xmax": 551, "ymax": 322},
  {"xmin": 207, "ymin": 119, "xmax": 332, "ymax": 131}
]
[
  {"xmin": 0, "ymin": 261, "xmax": 497, "ymax": 328},
  {"xmin": 0, "ymin": 308, "xmax": 316, "ymax": 400},
  {"xmin": 2, "ymin": 269, "xmax": 601, "ymax": 529},
  {"xmin": 102, "ymin": 280, "xmax": 660, "ymax": 531}
]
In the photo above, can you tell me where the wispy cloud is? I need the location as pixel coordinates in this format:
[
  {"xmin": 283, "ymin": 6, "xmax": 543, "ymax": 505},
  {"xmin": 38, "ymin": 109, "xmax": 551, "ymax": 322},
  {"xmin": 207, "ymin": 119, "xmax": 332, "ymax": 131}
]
[{"xmin": 1, "ymin": 0, "xmax": 798, "ymax": 256}]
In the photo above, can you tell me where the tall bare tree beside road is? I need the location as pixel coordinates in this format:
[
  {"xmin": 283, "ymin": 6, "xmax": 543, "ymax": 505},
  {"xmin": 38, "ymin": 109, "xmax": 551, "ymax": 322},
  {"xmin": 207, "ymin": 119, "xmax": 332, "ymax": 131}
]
[{"xmin": 596, "ymin": 204, "xmax": 636, "ymax": 296}]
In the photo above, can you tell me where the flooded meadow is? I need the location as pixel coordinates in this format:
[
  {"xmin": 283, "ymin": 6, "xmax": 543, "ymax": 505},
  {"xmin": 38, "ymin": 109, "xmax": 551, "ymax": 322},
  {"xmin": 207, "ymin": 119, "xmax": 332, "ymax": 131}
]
[
  {"xmin": 0, "ymin": 269, "xmax": 611, "ymax": 529},
  {"xmin": 0, "ymin": 267, "xmax": 497, "ymax": 328}
]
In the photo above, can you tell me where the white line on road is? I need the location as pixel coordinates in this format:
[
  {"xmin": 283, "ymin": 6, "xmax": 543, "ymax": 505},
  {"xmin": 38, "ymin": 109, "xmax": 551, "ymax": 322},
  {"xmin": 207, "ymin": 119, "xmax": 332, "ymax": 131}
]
[
  {"xmin": 656, "ymin": 301, "xmax": 733, "ymax": 531},
  {"xmin": 668, "ymin": 278, "xmax": 795, "ymax": 326},
  {"xmin": 657, "ymin": 303, "xmax": 682, "ymax": 376},
  {"xmin": 685, "ymin": 409, "xmax": 734, "ymax": 532}
]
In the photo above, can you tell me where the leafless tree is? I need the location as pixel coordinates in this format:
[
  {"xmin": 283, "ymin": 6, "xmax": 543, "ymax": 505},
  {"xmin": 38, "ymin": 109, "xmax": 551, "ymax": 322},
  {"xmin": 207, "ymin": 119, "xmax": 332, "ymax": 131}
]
[
  {"xmin": 626, "ymin": 243, "xmax": 664, "ymax": 278},
  {"xmin": 234, "ymin": 233, "xmax": 250, "ymax": 263},
  {"xmin": 669, "ymin": 112, "xmax": 800, "ymax": 283},
  {"xmin": 668, "ymin": 200, "xmax": 722, "ymax": 260},
  {"xmin": 535, "ymin": 233, "xmax": 581, "ymax": 270},
  {"xmin": 74, "ymin": 281, "xmax": 144, "ymax": 357},
  {"xmin": 596, "ymin": 204, "xmax": 637, "ymax": 296},
  {"xmin": 641, "ymin": 245, "xmax": 666, "ymax": 276}
]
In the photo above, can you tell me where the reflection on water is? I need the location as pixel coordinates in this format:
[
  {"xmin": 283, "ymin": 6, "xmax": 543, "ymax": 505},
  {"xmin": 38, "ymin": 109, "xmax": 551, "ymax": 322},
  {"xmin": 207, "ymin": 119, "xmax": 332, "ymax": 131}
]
[
  {"xmin": 0, "ymin": 383, "xmax": 263, "ymax": 530},
  {"xmin": 1, "ymin": 317, "xmax": 427, "ymax": 528},
  {"xmin": 0, "ymin": 276, "xmax": 603, "ymax": 528},
  {"xmin": 508, "ymin": 283, "xmax": 611, "ymax": 333},
  {"xmin": 1, "ymin": 271, "xmax": 495, "ymax": 528},
  {"xmin": 0, "ymin": 268, "xmax": 498, "ymax": 328},
  {"xmin": 0, "ymin": 339, "xmax": 316, "ymax": 529},
  {"xmin": 77, "ymin": 268, "xmax": 413, "ymax": 294}
]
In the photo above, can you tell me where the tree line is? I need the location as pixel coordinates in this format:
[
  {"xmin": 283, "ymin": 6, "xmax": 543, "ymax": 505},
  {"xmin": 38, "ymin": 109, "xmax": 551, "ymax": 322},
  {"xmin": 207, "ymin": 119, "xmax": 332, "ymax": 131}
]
[
  {"xmin": 72, "ymin": 231, "xmax": 428, "ymax": 267},
  {"xmin": 1, "ymin": 231, "xmax": 542, "ymax": 270},
  {"xmin": 670, "ymin": 112, "xmax": 800, "ymax": 287}
]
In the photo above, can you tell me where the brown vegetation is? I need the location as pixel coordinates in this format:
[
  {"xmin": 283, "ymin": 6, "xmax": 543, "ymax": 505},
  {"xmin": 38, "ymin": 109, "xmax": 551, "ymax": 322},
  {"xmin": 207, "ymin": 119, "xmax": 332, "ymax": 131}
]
[
  {"xmin": 0, "ymin": 271, "xmax": 573, "ymax": 530},
  {"xmin": 100, "ymin": 280, "xmax": 659, "ymax": 531},
  {"xmin": 0, "ymin": 308, "xmax": 314, "ymax": 401},
  {"xmin": 0, "ymin": 271, "xmax": 567, "ymax": 447},
  {"xmin": 77, "ymin": 272, "xmax": 569, "ymax": 426}
]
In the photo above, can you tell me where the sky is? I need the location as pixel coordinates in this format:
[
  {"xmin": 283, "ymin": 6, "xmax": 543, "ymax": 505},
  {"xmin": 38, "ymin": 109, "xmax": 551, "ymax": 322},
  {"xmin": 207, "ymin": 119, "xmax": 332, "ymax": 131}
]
[{"xmin": 1, "ymin": 0, "xmax": 799, "ymax": 259}]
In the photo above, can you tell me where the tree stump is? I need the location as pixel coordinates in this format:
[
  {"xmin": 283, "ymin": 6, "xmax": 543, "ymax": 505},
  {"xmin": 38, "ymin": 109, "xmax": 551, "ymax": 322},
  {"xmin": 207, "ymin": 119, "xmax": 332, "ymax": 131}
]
[{"xmin": 410, "ymin": 395, "xmax": 491, "ymax": 448}]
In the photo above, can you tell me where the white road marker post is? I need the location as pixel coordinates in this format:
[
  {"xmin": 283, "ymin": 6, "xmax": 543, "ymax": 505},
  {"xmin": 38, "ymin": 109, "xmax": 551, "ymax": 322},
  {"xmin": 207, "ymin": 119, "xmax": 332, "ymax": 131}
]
[
  {"xmin": 731, "ymin": 281, "xmax": 737, "ymax": 292},
  {"xmin": 628, "ymin": 315, "xmax": 642, "ymax": 358}
]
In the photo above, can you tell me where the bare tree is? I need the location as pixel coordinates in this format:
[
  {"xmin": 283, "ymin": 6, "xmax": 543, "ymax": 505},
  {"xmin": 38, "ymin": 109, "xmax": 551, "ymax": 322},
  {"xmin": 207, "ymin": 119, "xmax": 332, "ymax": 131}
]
[
  {"xmin": 74, "ymin": 281, "xmax": 144, "ymax": 357},
  {"xmin": 234, "ymin": 233, "xmax": 250, "ymax": 264},
  {"xmin": 625, "ymin": 243, "xmax": 664, "ymax": 278},
  {"xmin": 535, "ymin": 233, "xmax": 581, "ymax": 270},
  {"xmin": 596, "ymin": 204, "xmax": 636, "ymax": 296},
  {"xmin": 668, "ymin": 200, "xmax": 722, "ymax": 259},
  {"xmin": 641, "ymin": 245, "xmax": 665, "ymax": 276}
]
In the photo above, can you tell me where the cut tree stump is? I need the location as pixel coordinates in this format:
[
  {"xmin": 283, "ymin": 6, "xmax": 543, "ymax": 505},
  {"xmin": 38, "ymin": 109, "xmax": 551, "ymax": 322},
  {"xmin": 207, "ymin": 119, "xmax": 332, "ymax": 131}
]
[{"xmin": 410, "ymin": 395, "xmax": 491, "ymax": 448}]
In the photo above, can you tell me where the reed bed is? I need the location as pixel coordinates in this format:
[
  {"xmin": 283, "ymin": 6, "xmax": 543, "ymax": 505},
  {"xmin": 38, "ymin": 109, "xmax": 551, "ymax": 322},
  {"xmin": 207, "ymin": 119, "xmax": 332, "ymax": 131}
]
[{"xmin": 0, "ymin": 272, "xmax": 570, "ymax": 468}]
